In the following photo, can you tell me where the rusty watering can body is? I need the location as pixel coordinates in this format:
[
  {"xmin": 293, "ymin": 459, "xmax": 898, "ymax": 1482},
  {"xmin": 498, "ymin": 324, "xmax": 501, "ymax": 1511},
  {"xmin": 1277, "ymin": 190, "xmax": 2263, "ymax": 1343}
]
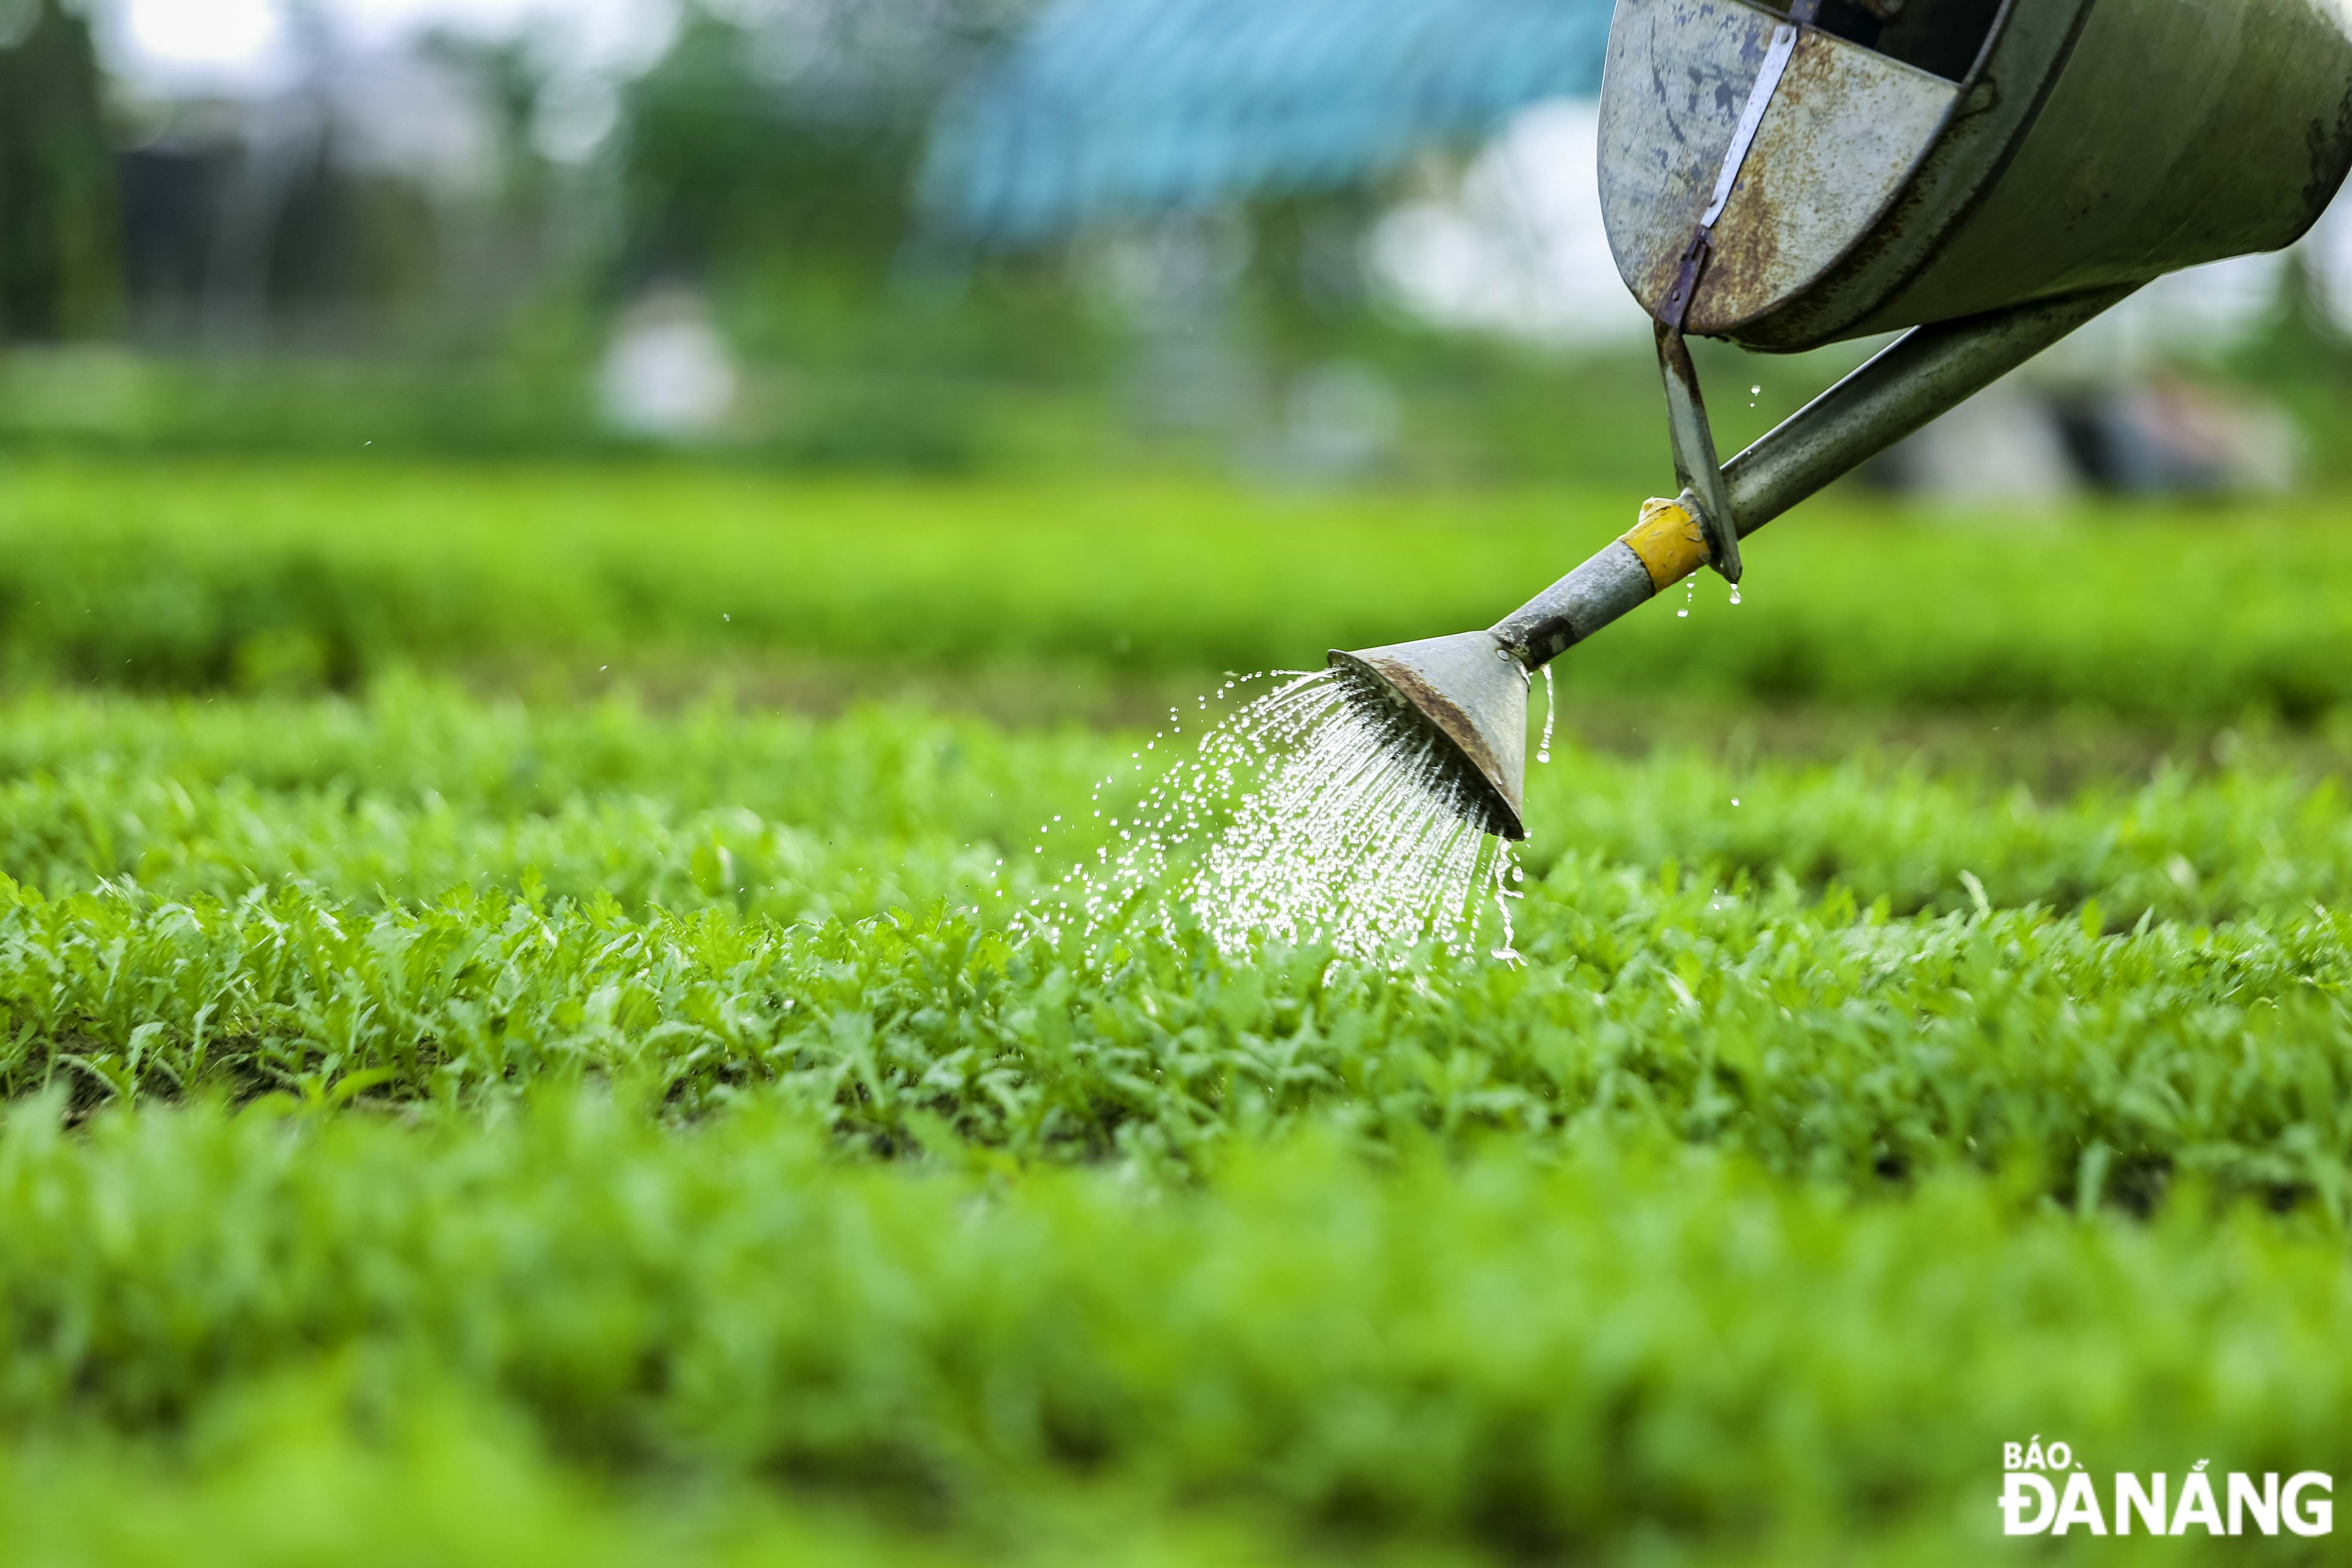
[
  {"xmin": 1335, "ymin": 0, "xmax": 2352, "ymax": 840},
  {"xmin": 1605, "ymin": 0, "xmax": 2352, "ymax": 349}
]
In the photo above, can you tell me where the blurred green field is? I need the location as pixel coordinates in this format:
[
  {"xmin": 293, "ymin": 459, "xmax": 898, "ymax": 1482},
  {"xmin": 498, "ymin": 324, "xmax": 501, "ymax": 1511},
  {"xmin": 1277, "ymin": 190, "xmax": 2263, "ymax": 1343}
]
[
  {"xmin": 4, "ymin": 460, "xmax": 2352, "ymax": 1563},
  {"xmin": 7, "ymin": 456, "xmax": 2352, "ymax": 721}
]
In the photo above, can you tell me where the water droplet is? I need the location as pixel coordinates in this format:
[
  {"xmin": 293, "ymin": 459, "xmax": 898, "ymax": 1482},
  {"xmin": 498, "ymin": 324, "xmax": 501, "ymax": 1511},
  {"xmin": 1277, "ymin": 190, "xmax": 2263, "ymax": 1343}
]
[{"xmin": 1536, "ymin": 663, "xmax": 1556, "ymax": 765}]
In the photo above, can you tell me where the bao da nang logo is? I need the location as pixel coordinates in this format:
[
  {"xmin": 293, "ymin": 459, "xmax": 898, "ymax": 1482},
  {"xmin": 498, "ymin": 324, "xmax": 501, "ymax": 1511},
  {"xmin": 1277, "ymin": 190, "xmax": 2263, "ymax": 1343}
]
[{"xmin": 2000, "ymin": 1438, "xmax": 2333, "ymax": 1537}]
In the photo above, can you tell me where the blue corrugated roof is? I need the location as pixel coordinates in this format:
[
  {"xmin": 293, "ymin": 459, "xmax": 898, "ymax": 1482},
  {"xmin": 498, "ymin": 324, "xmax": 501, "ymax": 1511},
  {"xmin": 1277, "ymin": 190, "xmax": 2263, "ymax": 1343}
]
[{"xmin": 920, "ymin": 0, "xmax": 1616, "ymax": 243}]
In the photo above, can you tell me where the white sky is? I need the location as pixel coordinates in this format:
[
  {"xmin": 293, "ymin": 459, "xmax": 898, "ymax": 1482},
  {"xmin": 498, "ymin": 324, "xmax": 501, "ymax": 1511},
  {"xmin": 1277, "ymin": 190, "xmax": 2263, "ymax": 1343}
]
[{"xmin": 108, "ymin": 0, "xmax": 667, "ymax": 89}]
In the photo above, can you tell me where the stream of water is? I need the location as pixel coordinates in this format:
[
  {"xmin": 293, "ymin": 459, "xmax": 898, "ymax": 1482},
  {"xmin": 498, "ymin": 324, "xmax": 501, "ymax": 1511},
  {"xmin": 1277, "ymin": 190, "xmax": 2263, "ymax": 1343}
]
[{"xmin": 1020, "ymin": 668, "xmax": 1523, "ymax": 966}]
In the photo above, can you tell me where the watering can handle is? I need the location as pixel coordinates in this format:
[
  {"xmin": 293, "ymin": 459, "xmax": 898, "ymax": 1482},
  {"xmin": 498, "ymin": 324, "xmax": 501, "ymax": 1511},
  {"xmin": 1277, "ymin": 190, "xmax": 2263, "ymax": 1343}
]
[
  {"xmin": 1657, "ymin": 322, "xmax": 1743, "ymax": 585},
  {"xmin": 1651, "ymin": 9, "xmax": 1810, "ymax": 584}
]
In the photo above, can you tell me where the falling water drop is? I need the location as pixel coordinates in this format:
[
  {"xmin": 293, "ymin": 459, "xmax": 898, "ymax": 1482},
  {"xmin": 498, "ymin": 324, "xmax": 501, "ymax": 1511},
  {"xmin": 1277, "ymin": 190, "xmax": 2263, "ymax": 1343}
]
[{"xmin": 1536, "ymin": 663, "xmax": 1555, "ymax": 765}]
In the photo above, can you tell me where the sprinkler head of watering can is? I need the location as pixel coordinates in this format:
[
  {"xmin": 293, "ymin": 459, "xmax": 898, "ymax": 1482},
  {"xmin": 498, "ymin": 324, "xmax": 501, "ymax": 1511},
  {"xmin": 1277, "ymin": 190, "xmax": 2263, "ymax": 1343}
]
[{"xmin": 1327, "ymin": 633, "xmax": 1528, "ymax": 842}]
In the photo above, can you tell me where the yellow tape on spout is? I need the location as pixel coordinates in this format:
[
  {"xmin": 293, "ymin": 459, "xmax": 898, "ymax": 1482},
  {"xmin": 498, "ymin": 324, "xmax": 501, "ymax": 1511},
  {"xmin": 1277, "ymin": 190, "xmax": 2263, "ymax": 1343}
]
[{"xmin": 1620, "ymin": 498, "xmax": 1712, "ymax": 593}]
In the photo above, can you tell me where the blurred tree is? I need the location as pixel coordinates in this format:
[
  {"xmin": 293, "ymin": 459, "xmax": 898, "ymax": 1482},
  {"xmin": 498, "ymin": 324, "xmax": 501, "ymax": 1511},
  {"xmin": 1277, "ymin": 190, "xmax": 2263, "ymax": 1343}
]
[
  {"xmin": 418, "ymin": 31, "xmax": 556, "ymax": 215},
  {"xmin": 0, "ymin": 0, "xmax": 120, "ymax": 338},
  {"xmin": 617, "ymin": 0, "xmax": 1036, "ymax": 290},
  {"xmin": 263, "ymin": 137, "xmax": 444, "ymax": 323},
  {"xmin": 2223, "ymin": 246, "xmax": 2352, "ymax": 482},
  {"xmin": 2235, "ymin": 248, "xmax": 2352, "ymax": 379},
  {"xmin": 1242, "ymin": 190, "xmax": 1384, "ymax": 352}
]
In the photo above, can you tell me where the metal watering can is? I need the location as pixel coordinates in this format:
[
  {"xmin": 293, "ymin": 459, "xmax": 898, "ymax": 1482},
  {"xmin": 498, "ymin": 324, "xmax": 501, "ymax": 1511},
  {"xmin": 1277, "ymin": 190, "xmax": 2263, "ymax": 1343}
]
[{"xmin": 1334, "ymin": 0, "xmax": 2352, "ymax": 840}]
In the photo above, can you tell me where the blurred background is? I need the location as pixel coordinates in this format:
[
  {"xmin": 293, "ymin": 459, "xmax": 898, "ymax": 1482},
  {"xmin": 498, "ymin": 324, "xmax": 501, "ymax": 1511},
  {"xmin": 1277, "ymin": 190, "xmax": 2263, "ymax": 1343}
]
[{"xmin": 5, "ymin": 0, "xmax": 2346, "ymax": 495}]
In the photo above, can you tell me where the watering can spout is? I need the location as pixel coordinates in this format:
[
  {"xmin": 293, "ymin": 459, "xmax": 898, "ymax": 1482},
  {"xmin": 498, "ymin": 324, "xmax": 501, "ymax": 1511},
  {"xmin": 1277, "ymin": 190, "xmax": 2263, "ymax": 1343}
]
[
  {"xmin": 1328, "ymin": 633, "xmax": 1530, "ymax": 841},
  {"xmin": 1330, "ymin": 285, "xmax": 2132, "ymax": 841}
]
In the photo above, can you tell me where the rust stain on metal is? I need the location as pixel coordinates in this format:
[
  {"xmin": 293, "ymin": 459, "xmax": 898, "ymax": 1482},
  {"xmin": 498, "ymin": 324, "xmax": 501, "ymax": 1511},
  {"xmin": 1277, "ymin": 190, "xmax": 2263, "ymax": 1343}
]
[
  {"xmin": 1602, "ymin": 0, "xmax": 1784, "ymax": 320},
  {"xmin": 1689, "ymin": 30, "xmax": 1954, "ymax": 334},
  {"xmin": 1690, "ymin": 169, "xmax": 1789, "ymax": 333}
]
